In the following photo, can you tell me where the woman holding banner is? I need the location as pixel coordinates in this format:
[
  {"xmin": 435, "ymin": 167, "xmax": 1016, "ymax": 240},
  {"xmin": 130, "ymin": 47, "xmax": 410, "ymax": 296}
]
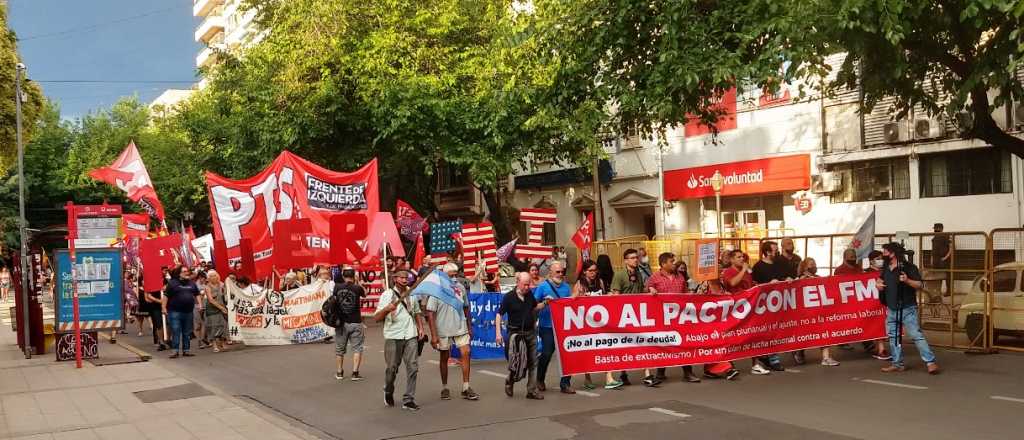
[
  {"xmin": 796, "ymin": 258, "xmax": 840, "ymax": 367},
  {"xmin": 574, "ymin": 260, "xmax": 623, "ymax": 390}
]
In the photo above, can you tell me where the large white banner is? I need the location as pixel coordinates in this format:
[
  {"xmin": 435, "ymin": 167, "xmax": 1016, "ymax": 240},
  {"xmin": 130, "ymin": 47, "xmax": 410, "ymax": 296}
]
[{"xmin": 225, "ymin": 279, "xmax": 335, "ymax": 345}]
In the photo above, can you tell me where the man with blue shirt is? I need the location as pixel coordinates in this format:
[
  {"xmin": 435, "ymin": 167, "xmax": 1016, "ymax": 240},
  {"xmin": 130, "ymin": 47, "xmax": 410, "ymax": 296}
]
[{"xmin": 533, "ymin": 261, "xmax": 575, "ymax": 394}]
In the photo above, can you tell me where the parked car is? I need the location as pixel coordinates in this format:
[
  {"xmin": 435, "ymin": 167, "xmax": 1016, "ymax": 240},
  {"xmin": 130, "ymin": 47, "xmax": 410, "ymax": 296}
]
[{"xmin": 956, "ymin": 262, "xmax": 1024, "ymax": 344}]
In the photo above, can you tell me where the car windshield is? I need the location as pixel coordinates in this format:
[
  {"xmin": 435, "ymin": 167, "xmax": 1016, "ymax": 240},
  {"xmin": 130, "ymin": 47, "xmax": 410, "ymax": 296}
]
[{"xmin": 991, "ymin": 270, "xmax": 1017, "ymax": 293}]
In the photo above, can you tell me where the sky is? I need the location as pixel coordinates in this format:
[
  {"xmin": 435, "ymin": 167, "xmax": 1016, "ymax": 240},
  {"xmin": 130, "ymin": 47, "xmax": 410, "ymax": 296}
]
[{"xmin": 8, "ymin": 0, "xmax": 201, "ymax": 120}]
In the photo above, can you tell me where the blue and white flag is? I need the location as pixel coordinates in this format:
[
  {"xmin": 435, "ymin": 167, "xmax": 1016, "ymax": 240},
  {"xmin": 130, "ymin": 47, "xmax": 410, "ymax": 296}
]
[
  {"xmin": 851, "ymin": 208, "xmax": 875, "ymax": 260},
  {"xmin": 411, "ymin": 269, "xmax": 463, "ymax": 311}
]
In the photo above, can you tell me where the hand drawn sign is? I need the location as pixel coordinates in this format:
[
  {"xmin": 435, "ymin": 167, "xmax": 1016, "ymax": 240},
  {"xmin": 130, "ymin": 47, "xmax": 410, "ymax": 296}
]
[{"xmin": 56, "ymin": 332, "xmax": 99, "ymax": 361}]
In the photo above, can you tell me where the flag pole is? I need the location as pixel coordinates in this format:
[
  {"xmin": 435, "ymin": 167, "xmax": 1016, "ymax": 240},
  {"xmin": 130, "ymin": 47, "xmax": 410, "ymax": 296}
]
[{"xmin": 382, "ymin": 240, "xmax": 391, "ymax": 291}]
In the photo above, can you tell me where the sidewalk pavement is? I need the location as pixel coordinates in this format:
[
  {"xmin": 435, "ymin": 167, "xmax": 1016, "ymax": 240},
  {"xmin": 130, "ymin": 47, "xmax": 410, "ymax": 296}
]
[{"xmin": 0, "ymin": 302, "xmax": 319, "ymax": 440}]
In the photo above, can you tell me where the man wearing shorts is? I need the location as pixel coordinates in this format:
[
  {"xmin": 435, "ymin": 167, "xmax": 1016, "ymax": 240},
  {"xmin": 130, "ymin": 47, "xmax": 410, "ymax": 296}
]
[
  {"xmin": 426, "ymin": 263, "xmax": 479, "ymax": 401},
  {"xmin": 334, "ymin": 268, "xmax": 366, "ymax": 381}
]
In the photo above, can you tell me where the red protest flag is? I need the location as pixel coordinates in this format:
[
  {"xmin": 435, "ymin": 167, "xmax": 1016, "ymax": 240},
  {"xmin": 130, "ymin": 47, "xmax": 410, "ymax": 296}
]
[
  {"xmin": 88, "ymin": 141, "xmax": 166, "ymax": 221},
  {"xmin": 121, "ymin": 213, "xmax": 150, "ymax": 239},
  {"xmin": 413, "ymin": 234, "xmax": 426, "ymax": 269},
  {"xmin": 571, "ymin": 212, "xmax": 595, "ymax": 273},
  {"xmin": 395, "ymin": 199, "xmax": 428, "ymax": 241}
]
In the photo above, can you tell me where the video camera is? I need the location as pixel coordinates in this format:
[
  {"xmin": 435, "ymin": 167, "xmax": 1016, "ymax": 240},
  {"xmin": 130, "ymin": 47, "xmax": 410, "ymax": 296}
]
[{"xmin": 883, "ymin": 241, "xmax": 914, "ymax": 262}]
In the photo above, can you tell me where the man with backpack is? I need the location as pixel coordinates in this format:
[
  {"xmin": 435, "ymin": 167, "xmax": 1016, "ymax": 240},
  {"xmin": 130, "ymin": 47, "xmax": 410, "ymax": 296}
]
[
  {"xmin": 374, "ymin": 270, "xmax": 427, "ymax": 410},
  {"xmin": 331, "ymin": 268, "xmax": 367, "ymax": 381}
]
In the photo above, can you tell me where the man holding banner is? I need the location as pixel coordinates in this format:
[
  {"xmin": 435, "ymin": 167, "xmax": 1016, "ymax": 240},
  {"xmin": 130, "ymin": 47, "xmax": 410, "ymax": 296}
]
[{"xmin": 534, "ymin": 261, "xmax": 574, "ymax": 394}]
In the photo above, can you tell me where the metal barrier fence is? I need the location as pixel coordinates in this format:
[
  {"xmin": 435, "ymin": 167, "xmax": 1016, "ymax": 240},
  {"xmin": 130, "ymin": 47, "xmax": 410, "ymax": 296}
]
[
  {"xmin": 988, "ymin": 228, "xmax": 1024, "ymax": 352},
  {"xmin": 591, "ymin": 230, "xmax": 1006, "ymax": 351}
]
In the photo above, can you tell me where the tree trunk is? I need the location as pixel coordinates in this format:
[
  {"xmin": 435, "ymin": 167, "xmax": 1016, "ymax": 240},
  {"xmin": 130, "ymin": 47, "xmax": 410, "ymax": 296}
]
[
  {"xmin": 969, "ymin": 87, "xmax": 1024, "ymax": 159},
  {"xmin": 482, "ymin": 187, "xmax": 515, "ymax": 245}
]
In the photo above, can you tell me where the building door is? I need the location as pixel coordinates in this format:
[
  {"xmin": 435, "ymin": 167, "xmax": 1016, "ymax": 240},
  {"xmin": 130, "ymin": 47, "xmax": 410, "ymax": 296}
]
[{"xmin": 721, "ymin": 210, "xmax": 766, "ymax": 236}]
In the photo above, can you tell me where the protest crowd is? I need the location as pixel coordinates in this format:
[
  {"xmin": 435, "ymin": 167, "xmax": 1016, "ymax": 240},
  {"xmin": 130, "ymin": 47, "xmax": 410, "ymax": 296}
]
[
  {"xmin": 121, "ymin": 234, "xmax": 939, "ymax": 412},
  {"xmin": 52, "ymin": 146, "xmax": 939, "ymax": 414}
]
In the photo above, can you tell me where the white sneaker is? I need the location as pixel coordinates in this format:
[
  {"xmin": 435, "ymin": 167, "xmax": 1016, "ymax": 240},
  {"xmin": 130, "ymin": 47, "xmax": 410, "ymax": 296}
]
[
  {"xmin": 750, "ymin": 364, "xmax": 771, "ymax": 375},
  {"xmin": 821, "ymin": 358, "xmax": 840, "ymax": 367}
]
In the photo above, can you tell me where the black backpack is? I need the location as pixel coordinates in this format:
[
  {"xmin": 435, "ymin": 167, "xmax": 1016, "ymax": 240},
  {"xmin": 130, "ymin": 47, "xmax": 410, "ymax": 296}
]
[{"xmin": 320, "ymin": 294, "xmax": 345, "ymax": 328}]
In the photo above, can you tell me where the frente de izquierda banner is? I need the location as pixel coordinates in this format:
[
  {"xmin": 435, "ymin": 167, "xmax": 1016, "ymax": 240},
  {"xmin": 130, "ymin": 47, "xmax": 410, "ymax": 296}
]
[
  {"xmin": 549, "ymin": 273, "xmax": 886, "ymax": 375},
  {"xmin": 205, "ymin": 151, "xmax": 379, "ymax": 278}
]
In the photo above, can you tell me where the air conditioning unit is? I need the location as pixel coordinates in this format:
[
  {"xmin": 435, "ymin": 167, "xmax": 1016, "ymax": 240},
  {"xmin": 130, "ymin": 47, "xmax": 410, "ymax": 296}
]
[
  {"xmin": 914, "ymin": 116, "xmax": 946, "ymax": 139},
  {"xmin": 811, "ymin": 172, "xmax": 841, "ymax": 194},
  {"xmin": 883, "ymin": 121, "xmax": 906, "ymax": 143},
  {"xmin": 622, "ymin": 135, "xmax": 643, "ymax": 150}
]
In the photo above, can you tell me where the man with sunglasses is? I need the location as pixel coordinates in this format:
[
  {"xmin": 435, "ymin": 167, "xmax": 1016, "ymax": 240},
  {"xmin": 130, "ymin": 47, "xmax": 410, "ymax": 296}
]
[
  {"xmin": 533, "ymin": 261, "xmax": 575, "ymax": 394},
  {"xmin": 610, "ymin": 249, "xmax": 649, "ymax": 386}
]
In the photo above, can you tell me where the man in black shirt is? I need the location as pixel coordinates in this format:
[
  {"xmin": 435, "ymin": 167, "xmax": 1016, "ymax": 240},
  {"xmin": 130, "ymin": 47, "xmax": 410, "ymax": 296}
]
[
  {"xmin": 333, "ymin": 268, "xmax": 367, "ymax": 381},
  {"xmin": 496, "ymin": 272, "xmax": 545, "ymax": 400},
  {"xmin": 931, "ymin": 223, "xmax": 952, "ymax": 269},
  {"xmin": 752, "ymin": 241, "xmax": 790, "ymax": 284},
  {"xmin": 878, "ymin": 242, "xmax": 939, "ymax": 374},
  {"xmin": 751, "ymin": 241, "xmax": 786, "ymax": 372},
  {"xmin": 779, "ymin": 238, "xmax": 802, "ymax": 280}
]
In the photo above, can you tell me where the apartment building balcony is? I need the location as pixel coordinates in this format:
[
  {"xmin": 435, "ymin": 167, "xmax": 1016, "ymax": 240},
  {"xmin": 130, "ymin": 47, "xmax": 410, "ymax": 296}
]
[
  {"xmin": 224, "ymin": 8, "xmax": 257, "ymax": 48},
  {"xmin": 195, "ymin": 15, "xmax": 225, "ymax": 43},
  {"xmin": 196, "ymin": 46, "xmax": 219, "ymax": 68},
  {"xmin": 434, "ymin": 164, "xmax": 485, "ymax": 219},
  {"xmin": 193, "ymin": 0, "xmax": 224, "ymax": 17}
]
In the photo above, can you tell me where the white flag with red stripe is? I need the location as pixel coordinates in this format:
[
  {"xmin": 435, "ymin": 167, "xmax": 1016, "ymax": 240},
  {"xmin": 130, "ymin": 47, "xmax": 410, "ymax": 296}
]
[
  {"xmin": 515, "ymin": 208, "xmax": 557, "ymax": 259},
  {"xmin": 461, "ymin": 222, "xmax": 499, "ymax": 278}
]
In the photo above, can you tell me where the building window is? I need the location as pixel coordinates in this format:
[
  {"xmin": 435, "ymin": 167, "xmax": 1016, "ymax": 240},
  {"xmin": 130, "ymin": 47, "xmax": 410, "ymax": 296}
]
[
  {"xmin": 920, "ymin": 149, "xmax": 1012, "ymax": 197},
  {"xmin": 829, "ymin": 157, "xmax": 911, "ymax": 202},
  {"xmin": 437, "ymin": 163, "xmax": 470, "ymax": 190}
]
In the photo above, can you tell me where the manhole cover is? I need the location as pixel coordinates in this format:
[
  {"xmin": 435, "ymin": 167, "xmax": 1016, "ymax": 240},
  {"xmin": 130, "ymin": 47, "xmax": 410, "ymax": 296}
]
[{"xmin": 133, "ymin": 383, "xmax": 213, "ymax": 403}]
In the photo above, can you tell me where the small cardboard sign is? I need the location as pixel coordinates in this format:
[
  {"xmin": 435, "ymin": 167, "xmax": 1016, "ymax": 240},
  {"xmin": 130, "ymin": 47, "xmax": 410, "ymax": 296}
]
[
  {"xmin": 694, "ymin": 239, "xmax": 720, "ymax": 281},
  {"xmin": 55, "ymin": 332, "xmax": 99, "ymax": 362}
]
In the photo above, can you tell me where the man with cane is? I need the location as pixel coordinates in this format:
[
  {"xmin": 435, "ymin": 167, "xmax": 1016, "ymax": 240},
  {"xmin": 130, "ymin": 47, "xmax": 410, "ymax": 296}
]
[{"xmin": 877, "ymin": 242, "xmax": 940, "ymax": 374}]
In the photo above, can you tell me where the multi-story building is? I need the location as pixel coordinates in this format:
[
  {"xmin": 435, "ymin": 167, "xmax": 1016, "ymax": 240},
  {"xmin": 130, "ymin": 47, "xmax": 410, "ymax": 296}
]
[
  {"xmin": 511, "ymin": 57, "xmax": 1024, "ymax": 259},
  {"xmin": 152, "ymin": 1, "xmax": 265, "ymax": 112},
  {"xmin": 193, "ymin": 0, "xmax": 262, "ymax": 87}
]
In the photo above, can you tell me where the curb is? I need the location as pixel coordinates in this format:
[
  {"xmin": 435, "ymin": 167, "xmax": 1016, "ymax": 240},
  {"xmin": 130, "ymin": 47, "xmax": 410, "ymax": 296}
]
[{"xmin": 97, "ymin": 333, "xmax": 153, "ymax": 361}]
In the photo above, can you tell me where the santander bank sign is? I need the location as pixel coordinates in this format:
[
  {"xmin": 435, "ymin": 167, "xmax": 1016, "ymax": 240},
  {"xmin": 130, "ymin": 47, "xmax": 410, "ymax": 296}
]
[{"xmin": 664, "ymin": 154, "xmax": 810, "ymax": 200}]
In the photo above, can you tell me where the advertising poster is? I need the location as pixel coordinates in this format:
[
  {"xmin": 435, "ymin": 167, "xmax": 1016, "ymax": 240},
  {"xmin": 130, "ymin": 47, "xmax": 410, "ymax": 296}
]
[{"xmin": 55, "ymin": 249, "xmax": 124, "ymax": 332}]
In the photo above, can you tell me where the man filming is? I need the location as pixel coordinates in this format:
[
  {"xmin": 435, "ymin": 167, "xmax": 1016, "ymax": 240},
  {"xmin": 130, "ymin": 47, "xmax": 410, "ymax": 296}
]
[{"xmin": 877, "ymin": 242, "xmax": 940, "ymax": 374}]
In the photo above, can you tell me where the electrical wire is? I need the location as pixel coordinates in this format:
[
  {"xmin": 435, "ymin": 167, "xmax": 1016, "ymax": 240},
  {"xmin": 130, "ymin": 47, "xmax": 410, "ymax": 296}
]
[{"xmin": 17, "ymin": 6, "xmax": 180, "ymax": 41}]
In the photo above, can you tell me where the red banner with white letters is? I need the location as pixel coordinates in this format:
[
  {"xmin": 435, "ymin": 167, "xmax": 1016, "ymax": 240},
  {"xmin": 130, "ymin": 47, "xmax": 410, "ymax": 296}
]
[
  {"xmin": 663, "ymin": 154, "xmax": 810, "ymax": 200},
  {"xmin": 205, "ymin": 151, "xmax": 379, "ymax": 278},
  {"xmin": 549, "ymin": 273, "xmax": 885, "ymax": 376}
]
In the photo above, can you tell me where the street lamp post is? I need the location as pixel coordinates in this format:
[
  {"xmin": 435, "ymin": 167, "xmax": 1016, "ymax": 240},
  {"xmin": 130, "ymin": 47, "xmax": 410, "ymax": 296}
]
[
  {"xmin": 15, "ymin": 63, "xmax": 31, "ymax": 358},
  {"xmin": 710, "ymin": 170, "xmax": 724, "ymax": 239}
]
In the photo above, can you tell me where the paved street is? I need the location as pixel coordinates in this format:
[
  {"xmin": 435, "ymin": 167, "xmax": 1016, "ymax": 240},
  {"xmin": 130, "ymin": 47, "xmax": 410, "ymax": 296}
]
[{"xmin": 110, "ymin": 322, "xmax": 1024, "ymax": 440}]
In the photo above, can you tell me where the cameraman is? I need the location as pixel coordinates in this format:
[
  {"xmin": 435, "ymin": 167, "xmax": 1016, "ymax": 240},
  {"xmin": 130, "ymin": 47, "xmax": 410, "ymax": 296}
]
[{"xmin": 877, "ymin": 243, "xmax": 940, "ymax": 374}]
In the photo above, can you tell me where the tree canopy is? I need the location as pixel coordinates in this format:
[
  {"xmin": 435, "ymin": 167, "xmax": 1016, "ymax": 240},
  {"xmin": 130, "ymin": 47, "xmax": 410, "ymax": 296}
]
[
  {"xmin": 531, "ymin": 0, "xmax": 1024, "ymax": 156},
  {"xmin": 176, "ymin": 0, "xmax": 596, "ymax": 240}
]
